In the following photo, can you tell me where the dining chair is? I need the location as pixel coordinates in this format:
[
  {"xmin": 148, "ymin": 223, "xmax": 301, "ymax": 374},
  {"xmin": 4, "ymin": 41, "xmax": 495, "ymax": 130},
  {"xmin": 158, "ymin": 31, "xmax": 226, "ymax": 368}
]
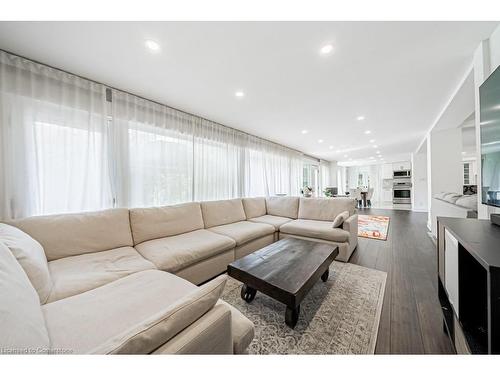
[
  {"xmin": 353, "ymin": 188, "xmax": 363, "ymax": 208},
  {"xmin": 366, "ymin": 187, "xmax": 375, "ymax": 207}
]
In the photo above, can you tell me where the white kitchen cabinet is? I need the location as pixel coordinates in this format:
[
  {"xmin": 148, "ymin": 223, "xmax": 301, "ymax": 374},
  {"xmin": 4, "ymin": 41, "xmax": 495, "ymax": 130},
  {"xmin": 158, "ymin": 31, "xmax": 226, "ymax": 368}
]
[
  {"xmin": 444, "ymin": 229, "xmax": 459, "ymax": 315},
  {"xmin": 382, "ymin": 189, "xmax": 393, "ymax": 202},
  {"xmin": 382, "ymin": 163, "xmax": 393, "ymax": 179},
  {"xmin": 392, "ymin": 161, "xmax": 411, "ymax": 171}
]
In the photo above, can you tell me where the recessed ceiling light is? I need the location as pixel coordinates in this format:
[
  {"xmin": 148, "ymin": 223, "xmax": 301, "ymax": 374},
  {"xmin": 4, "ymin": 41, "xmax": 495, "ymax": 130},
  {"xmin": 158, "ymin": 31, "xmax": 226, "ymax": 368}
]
[
  {"xmin": 318, "ymin": 139, "xmax": 324, "ymax": 143},
  {"xmin": 370, "ymin": 156, "xmax": 375, "ymax": 159},
  {"xmin": 301, "ymin": 129, "xmax": 309, "ymax": 134},
  {"xmin": 344, "ymin": 154, "xmax": 348, "ymax": 158},
  {"xmin": 145, "ymin": 39, "xmax": 160, "ymax": 52},
  {"xmin": 373, "ymin": 145, "xmax": 378, "ymax": 148},
  {"xmin": 369, "ymin": 139, "xmax": 375, "ymax": 143},
  {"xmin": 357, "ymin": 116, "xmax": 365, "ymax": 121},
  {"xmin": 364, "ymin": 130, "xmax": 371, "ymax": 135},
  {"xmin": 235, "ymin": 91, "xmax": 245, "ymax": 98},
  {"xmin": 461, "ymin": 151, "xmax": 466, "ymax": 155},
  {"xmin": 320, "ymin": 44, "xmax": 334, "ymax": 55},
  {"xmin": 336, "ymin": 150, "xmax": 341, "ymax": 153},
  {"xmin": 376, "ymin": 150, "xmax": 380, "ymax": 154},
  {"xmin": 329, "ymin": 145, "xmax": 334, "ymax": 150},
  {"xmin": 349, "ymin": 158, "xmax": 353, "ymax": 161}
]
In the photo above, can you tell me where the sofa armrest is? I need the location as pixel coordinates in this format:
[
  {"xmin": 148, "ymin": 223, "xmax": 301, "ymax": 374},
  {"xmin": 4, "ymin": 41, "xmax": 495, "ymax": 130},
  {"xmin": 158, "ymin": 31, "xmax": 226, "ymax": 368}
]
[
  {"xmin": 217, "ymin": 300, "xmax": 255, "ymax": 354},
  {"xmin": 342, "ymin": 213, "xmax": 358, "ymax": 243},
  {"xmin": 152, "ymin": 302, "xmax": 233, "ymax": 354}
]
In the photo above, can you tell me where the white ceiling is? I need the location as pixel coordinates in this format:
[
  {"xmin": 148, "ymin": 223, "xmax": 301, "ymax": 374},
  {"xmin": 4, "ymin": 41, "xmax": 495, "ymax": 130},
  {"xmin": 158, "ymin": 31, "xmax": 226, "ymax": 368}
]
[{"xmin": 0, "ymin": 21, "xmax": 497, "ymax": 163}]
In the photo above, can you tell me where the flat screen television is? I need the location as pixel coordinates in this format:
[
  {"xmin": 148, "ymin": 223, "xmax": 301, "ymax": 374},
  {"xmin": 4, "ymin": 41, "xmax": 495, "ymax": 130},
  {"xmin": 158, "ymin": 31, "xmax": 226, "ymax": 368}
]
[{"xmin": 480, "ymin": 65, "xmax": 500, "ymax": 208}]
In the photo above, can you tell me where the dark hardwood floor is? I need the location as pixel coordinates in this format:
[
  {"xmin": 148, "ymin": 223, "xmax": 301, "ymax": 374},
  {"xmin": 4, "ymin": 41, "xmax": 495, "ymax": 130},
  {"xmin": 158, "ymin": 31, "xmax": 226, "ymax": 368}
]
[{"xmin": 350, "ymin": 208, "xmax": 454, "ymax": 354}]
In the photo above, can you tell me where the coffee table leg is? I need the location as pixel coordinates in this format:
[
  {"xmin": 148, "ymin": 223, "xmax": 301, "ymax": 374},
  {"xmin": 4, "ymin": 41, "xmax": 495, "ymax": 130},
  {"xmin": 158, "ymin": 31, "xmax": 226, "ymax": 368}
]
[
  {"xmin": 240, "ymin": 284, "xmax": 257, "ymax": 303},
  {"xmin": 285, "ymin": 305, "xmax": 300, "ymax": 328},
  {"xmin": 321, "ymin": 269, "xmax": 329, "ymax": 282}
]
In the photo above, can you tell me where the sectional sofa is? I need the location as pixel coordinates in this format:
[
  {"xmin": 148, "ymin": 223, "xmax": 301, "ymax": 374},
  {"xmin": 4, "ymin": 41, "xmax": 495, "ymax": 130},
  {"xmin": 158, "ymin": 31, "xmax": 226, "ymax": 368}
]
[{"xmin": 0, "ymin": 196, "xmax": 357, "ymax": 355}]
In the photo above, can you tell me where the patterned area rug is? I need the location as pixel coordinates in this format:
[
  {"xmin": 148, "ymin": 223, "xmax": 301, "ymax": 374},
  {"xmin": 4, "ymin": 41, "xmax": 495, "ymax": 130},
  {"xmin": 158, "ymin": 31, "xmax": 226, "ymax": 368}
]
[
  {"xmin": 221, "ymin": 261, "xmax": 387, "ymax": 354},
  {"xmin": 358, "ymin": 215, "xmax": 390, "ymax": 240}
]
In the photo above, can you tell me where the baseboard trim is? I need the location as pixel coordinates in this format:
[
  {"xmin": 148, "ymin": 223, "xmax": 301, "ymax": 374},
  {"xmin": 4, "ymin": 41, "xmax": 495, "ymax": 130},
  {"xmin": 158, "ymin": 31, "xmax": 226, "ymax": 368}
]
[{"xmin": 412, "ymin": 208, "xmax": 428, "ymax": 213}]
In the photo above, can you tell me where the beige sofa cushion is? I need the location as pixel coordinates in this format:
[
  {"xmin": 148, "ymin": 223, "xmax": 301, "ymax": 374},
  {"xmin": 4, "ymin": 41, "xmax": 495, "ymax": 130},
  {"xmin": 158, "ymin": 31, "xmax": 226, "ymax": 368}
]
[
  {"xmin": 129, "ymin": 202, "xmax": 204, "ymax": 245},
  {"xmin": 208, "ymin": 221, "xmax": 275, "ymax": 246},
  {"xmin": 201, "ymin": 199, "xmax": 246, "ymax": 228},
  {"xmin": 47, "ymin": 247, "xmax": 156, "ymax": 303},
  {"xmin": 265, "ymin": 196, "xmax": 299, "ymax": 219},
  {"xmin": 7, "ymin": 208, "xmax": 133, "ymax": 261},
  {"xmin": 152, "ymin": 302, "xmax": 233, "ymax": 354},
  {"xmin": 242, "ymin": 197, "xmax": 267, "ymax": 219},
  {"xmin": 0, "ymin": 242, "xmax": 50, "ymax": 353},
  {"xmin": 298, "ymin": 198, "xmax": 357, "ymax": 221},
  {"xmin": 135, "ymin": 229, "xmax": 235, "ymax": 273},
  {"xmin": 0, "ymin": 223, "xmax": 52, "ymax": 304},
  {"xmin": 43, "ymin": 271, "xmax": 226, "ymax": 354},
  {"xmin": 249, "ymin": 215, "xmax": 293, "ymax": 230},
  {"xmin": 280, "ymin": 219, "xmax": 350, "ymax": 242}
]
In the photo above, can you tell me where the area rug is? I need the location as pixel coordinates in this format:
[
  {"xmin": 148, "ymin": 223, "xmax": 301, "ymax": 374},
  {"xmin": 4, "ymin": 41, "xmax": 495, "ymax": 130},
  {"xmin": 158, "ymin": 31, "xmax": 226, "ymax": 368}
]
[
  {"xmin": 221, "ymin": 261, "xmax": 387, "ymax": 354},
  {"xmin": 358, "ymin": 214, "xmax": 390, "ymax": 241}
]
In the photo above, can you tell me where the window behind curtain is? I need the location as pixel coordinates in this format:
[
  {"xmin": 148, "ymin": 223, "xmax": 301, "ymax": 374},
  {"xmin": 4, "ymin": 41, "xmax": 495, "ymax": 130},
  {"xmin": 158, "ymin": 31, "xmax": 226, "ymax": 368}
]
[
  {"xmin": 127, "ymin": 123, "xmax": 193, "ymax": 207},
  {"xmin": 33, "ymin": 116, "xmax": 111, "ymax": 215},
  {"xmin": 193, "ymin": 138, "xmax": 242, "ymax": 201},
  {"xmin": 111, "ymin": 92, "xmax": 194, "ymax": 208},
  {"xmin": 0, "ymin": 51, "xmax": 112, "ymax": 218}
]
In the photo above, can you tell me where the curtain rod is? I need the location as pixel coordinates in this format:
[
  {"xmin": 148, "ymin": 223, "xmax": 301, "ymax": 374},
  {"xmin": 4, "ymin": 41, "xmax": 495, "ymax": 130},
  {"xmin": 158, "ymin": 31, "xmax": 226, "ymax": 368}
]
[{"xmin": 1, "ymin": 48, "xmax": 323, "ymax": 163}]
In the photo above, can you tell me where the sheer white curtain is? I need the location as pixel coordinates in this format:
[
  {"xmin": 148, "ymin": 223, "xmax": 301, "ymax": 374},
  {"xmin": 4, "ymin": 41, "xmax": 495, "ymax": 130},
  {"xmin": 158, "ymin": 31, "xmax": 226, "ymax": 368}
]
[
  {"xmin": 243, "ymin": 138, "xmax": 303, "ymax": 197},
  {"xmin": 0, "ymin": 51, "xmax": 306, "ymax": 219},
  {"xmin": 319, "ymin": 160, "xmax": 331, "ymax": 196},
  {"xmin": 111, "ymin": 91, "xmax": 194, "ymax": 208},
  {"xmin": 193, "ymin": 120, "xmax": 243, "ymax": 201},
  {"xmin": 0, "ymin": 51, "xmax": 112, "ymax": 219}
]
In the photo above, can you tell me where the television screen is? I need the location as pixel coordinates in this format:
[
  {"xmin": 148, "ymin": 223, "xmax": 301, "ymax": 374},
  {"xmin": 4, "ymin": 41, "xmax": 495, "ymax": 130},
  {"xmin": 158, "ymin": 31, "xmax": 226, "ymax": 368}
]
[{"xmin": 480, "ymin": 65, "xmax": 500, "ymax": 207}]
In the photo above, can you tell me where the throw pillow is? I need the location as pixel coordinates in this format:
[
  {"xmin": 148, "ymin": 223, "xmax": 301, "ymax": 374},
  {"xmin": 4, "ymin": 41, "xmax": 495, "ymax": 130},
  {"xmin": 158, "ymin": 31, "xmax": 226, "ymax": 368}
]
[{"xmin": 332, "ymin": 210, "xmax": 350, "ymax": 228}]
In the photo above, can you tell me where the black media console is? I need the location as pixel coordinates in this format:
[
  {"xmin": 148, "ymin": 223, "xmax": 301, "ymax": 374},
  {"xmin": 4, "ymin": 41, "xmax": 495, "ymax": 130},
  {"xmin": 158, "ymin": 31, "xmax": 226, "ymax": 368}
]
[{"xmin": 437, "ymin": 217, "xmax": 500, "ymax": 354}]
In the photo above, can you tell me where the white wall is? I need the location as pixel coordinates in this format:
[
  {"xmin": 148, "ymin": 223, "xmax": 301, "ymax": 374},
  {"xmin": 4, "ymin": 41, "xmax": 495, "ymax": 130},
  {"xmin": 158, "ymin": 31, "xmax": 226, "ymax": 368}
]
[
  {"xmin": 474, "ymin": 25, "xmax": 500, "ymax": 218},
  {"xmin": 411, "ymin": 151, "xmax": 428, "ymax": 212},
  {"xmin": 429, "ymin": 127, "xmax": 463, "ymax": 235},
  {"xmin": 430, "ymin": 127, "xmax": 463, "ymax": 195},
  {"xmin": 426, "ymin": 136, "xmax": 432, "ymax": 229}
]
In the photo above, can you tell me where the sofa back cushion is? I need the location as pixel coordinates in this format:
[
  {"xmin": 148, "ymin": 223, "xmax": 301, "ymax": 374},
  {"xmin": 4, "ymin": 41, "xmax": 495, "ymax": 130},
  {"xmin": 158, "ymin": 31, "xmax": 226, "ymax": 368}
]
[
  {"xmin": 0, "ymin": 242, "xmax": 50, "ymax": 353},
  {"xmin": 0, "ymin": 224, "xmax": 52, "ymax": 304},
  {"xmin": 201, "ymin": 199, "xmax": 246, "ymax": 228},
  {"xmin": 7, "ymin": 208, "xmax": 133, "ymax": 261},
  {"xmin": 130, "ymin": 203, "xmax": 204, "ymax": 245},
  {"xmin": 265, "ymin": 196, "xmax": 300, "ymax": 219},
  {"xmin": 242, "ymin": 197, "xmax": 267, "ymax": 219},
  {"xmin": 298, "ymin": 197, "xmax": 357, "ymax": 221}
]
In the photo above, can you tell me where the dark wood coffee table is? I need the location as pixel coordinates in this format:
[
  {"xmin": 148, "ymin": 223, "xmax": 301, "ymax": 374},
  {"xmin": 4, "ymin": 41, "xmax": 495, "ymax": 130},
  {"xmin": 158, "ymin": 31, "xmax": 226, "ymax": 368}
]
[{"xmin": 227, "ymin": 237, "xmax": 338, "ymax": 328}]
